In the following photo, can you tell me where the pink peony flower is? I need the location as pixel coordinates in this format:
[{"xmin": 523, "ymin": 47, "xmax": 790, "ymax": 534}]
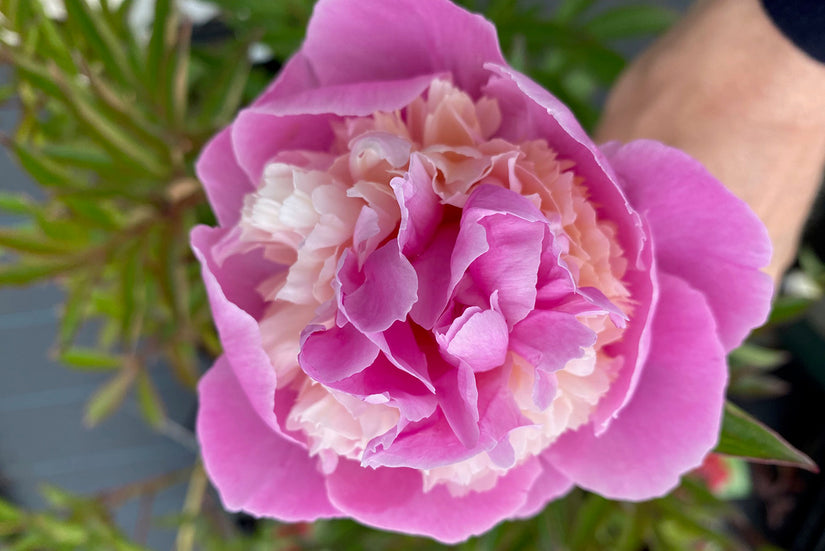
[{"xmin": 192, "ymin": 0, "xmax": 773, "ymax": 542}]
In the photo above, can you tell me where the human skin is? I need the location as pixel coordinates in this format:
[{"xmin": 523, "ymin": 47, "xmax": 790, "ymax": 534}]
[{"xmin": 596, "ymin": 0, "xmax": 825, "ymax": 282}]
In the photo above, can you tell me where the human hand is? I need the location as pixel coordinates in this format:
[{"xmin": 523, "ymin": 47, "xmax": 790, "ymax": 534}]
[{"xmin": 596, "ymin": 0, "xmax": 825, "ymax": 282}]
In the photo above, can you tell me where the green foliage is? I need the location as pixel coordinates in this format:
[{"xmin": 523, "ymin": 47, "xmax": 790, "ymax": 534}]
[
  {"xmin": 0, "ymin": 0, "xmax": 234, "ymax": 428},
  {"xmin": 0, "ymin": 490, "xmax": 149, "ymax": 551},
  {"xmin": 716, "ymin": 401, "xmax": 818, "ymax": 472},
  {"xmin": 188, "ymin": 481, "xmax": 753, "ymax": 551}
]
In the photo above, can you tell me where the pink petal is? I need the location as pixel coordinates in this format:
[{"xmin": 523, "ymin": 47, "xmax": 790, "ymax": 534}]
[
  {"xmin": 513, "ymin": 456, "xmax": 573, "ymax": 518},
  {"xmin": 195, "ymin": 127, "xmax": 254, "ymax": 227},
  {"xmin": 510, "ymin": 310, "xmax": 596, "ymax": 408},
  {"xmin": 392, "ymin": 154, "xmax": 443, "ymax": 257},
  {"xmin": 452, "ymin": 185, "xmax": 548, "ymax": 326},
  {"xmin": 365, "ymin": 365, "xmax": 529, "ymax": 469},
  {"xmin": 409, "ymin": 224, "xmax": 459, "ymax": 329},
  {"xmin": 231, "ymin": 111, "xmax": 335, "ymax": 186},
  {"xmin": 469, "ymin": 213, "xmax": 543, "ymax": 326},
  {"xmin": 368, "ymin": 321, "xmax": 434, "ymax": 391},
  {"xmin": 590, "ymin": 224, "xmax": 656, "ymax": 434},
  {"xmin": 603, "ymin": 139, "xmax": 773, "ymax": 351},
  {"xmin": 326, "ymin": 457, "xmax": 542, "ymax": 544},
  {"xmin": 439, "ymin": 306, "xmax": 509, "ymax": 372},
  {"xmin": 333, "ymin": 353, "xmax": 437, "ymax": 423},
  {"xmin": 197, "ymin": 356, "xmax": 339, "ymax": 520},
  {"xmin": 191, "ymin": 226, "xmax": 282, "ymax": 433},
  {"xmin": 299, "ymin": 323, "xmax": 380, "ymax": 384},
  {"xmin": 303, "ymin": 0, "xmax": 505, "ymax": 95},
  {"xmin": 252, "ymin": 52, "xmax": 320, "ymax": 107},
  {"xmin": 337, "ymin": 242, "xmax": 418, "ymax": 333},
  {"xmin": 547, "ymin": 273, "xmax": 727, "ymax": 499},
  {"xmin": 432, "ymin": 358, "xmax": 479, "ymax": 448},
  {"xmin": 254, "ymin": 74, "xmax": 440, "ymax": 117}
]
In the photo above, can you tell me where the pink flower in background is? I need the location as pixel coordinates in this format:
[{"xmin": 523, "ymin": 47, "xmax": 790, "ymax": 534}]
[{"xmin": 191, "ymin": 0, "xmax": 773, "ymax": 542}]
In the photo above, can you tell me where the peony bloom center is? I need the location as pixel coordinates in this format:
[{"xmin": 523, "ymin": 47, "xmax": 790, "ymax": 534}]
[{"xmin": 217, "ymin": 79, "xmax": 632, "ymax": 495}]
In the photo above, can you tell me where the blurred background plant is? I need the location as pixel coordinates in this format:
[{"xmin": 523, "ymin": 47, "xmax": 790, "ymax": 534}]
[{"xmin": 0, "ymin": 0, "xmax": 822, "ymax": 549}]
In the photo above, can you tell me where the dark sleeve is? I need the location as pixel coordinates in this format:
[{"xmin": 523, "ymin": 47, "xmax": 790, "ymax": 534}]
[{"xmin": 761, "ymin": 0, "xmax": 825, "ymax": 63}]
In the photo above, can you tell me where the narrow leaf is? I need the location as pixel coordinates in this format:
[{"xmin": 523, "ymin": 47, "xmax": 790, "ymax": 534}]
[
  {"xmin": 196, "ymin": 44, "xmax": 252, "ymax": 126},
  {"xmin": 64, "ymin": 197, "xmax": 121, "ymax": 231},
  {"xmin": 553, "ymin": 0, "xmax": 597, "ymax": 23},
  {"xmin": 768, "ymin": 295, "xmax": 813, "ymax": 325},
  {"xmin": 0, "ymin": 192, "xmax": 37, "ymax": 216},
  {"xmin": 585, "ymin": 6, "xmax": 677, "ymax": 41},
  {"xmin": 146, "ymin": 0, "xmax": 173, "ymax": 99},
  {"xmin": 58, "ymin": 277, "xmax": 93, "ymax": 348},
  {"xmin": 716, "ymin": 401, "xmax": 818, "ymax": 472},
  {"xmin": 729, "ymin": 343, "xmax": 788, "ymax": 370},
  {"xmin": 0, "ymin": 228, "xmax": 73, "ymax": 254},
  {"xmin": 60, "ymin": 347, "xmax": 122, "ymax": 371},
  {"xmin": 570, "ymin": 494, "xmax": 613, "ymax": 548},
  {"xmin": 84, "ymin": 366, "xmax": 136, "ymax": 427},
  {"xmin": 51, "ymin": 69, "xmax": 168, "ymax": 177},
  {"xmin": 136, "ymin": 370, "xmax": 166, "ymax": 428},
  {"xmin": 10, "ymin": 140, "xmax": 87, "ymax": 189},
  {"xmin": 63, "ymin": 0, "xmax": 135, "ymax": 85},
  {"xmin": 40, "ymin": 143, "xmax": 114, "ymax": 172},
  {"xmin": 0, "ymin": 49, "xmax": 63, "ymax": 98},
  {"xmin": 728, "ymin": 374, "xmax": 790, "ymax": 400},
  {"xmin": 0, "ymin": 260, "xmax": 78, "ymax": 285}
]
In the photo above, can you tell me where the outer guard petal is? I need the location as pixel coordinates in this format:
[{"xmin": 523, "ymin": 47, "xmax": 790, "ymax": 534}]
[
  {"xmin": 302, "ymin": 0, "xmax": 505, "ymax": 95},
  {"xmin": 326, "ymin": 456, "xmax": 542, "ymax": 544},
  {"xmin": 197, "ymin": 357, "xmax": 339, "ymax": 520},
  {"xmin": 603, "ymin": 139, "xmax": 773, "ymax": 351},
  {"xmin": 547, "ymin": 273, "xmax": 727, "ymax": 500}
]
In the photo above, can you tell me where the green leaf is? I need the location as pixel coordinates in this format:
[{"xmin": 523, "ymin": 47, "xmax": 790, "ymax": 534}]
[
  {"xmin": 168, "ymin": 22, "xmax": 192, "ymax": 131},
  {"xmin": 40, "ymin": 486, "xmax": 77, "ymax": 510},
  {"xmin": 0, "ymin": 192, "xmax": 37, "ymax": 216},
  {"xmin": 0, "ymin": 50, "xmax": 63, "ymax": 98},
  {"xmin": 52, "ymin": 73, "xmax": 169, "ymax": 178},
  {"xmin": 569, "ymin": 494, "xmax": 613, "ymax": 548},
  {"xmin": 37, "ymin": 517, "xmax": 88, "ymax": 546},
  {"xmin": 196, "ymin": 44, "xmax": 253, "ymax": 127},
  {"xmin": 0, "ymin": 260, "xmax": 78, "ymax": 285},
  {"xmin": 768, "ymin": 295, "xmax": 813, "ymax": 325},
  {"xmin": 728, "ymin": 374, "xmax": 790, "ymax": 400},
  {"xmin": 64, "ymin": 197, "xmax": 121, "ymax": 231},
  {"xmin": 26, "ymin": 3, "xmax": 77, "ymax": 75},
  {"xmin": 0, "ymin": 498, "xmax": 23, "ymax": 523},
  {"xmin": 728, "ymin": 343, "xmax": 788, "ymax": 370},
  {"xmin": 84, "ymin": 366, "xmax": 136, "ymax": 427},
  {"xmin": 39, "ymin": 143, "xmax": 114, "ymax": 172},
  {"xmin": 79, "ymin": 64, "xmax": 171, "ymax": 150},
  {"xmin": 0, "ymin": 228, "xmax": 74, "ymax": 255},
  {"xmin": 58, "ymin": 277, "xmax": 94, "ymax": 348},
  {"xmin": 63, "ymin": 0, "xmax": 136, "ymax": 85},
  {"xmin": 120, "ymin": 242, "xmax": 146, "ymax": 346},
  {"xmin": 799, "ymin": 247, "xmax": 825, "ymax": 280},
  {"xmin": 553, "ymin": 0, "xmax": 597, "ymax": 23},
  {"xmin": 10, "ymin": 141, "xmax": 87, "ymax": 189},
  {"xmin": 59, "ymin": 347, "xmax": 122, "ymax": 371},
  {"xmin": 0, "ymin": 83, "xmax": 16, "ymax": 105},
  {"xmin": 146, "ymin": 0, "xmax": 173, "ymax": 94},
  {"xmin": 716, "ymin": 401, "xmax": 818, "ymax": 471},
  {"xmin": 136, "ymin": 370, "xmax": 166, "ymax": 429},
  {"xmin": 585, "ymin": 5, "xmax": 677, "ymax": 41}
]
